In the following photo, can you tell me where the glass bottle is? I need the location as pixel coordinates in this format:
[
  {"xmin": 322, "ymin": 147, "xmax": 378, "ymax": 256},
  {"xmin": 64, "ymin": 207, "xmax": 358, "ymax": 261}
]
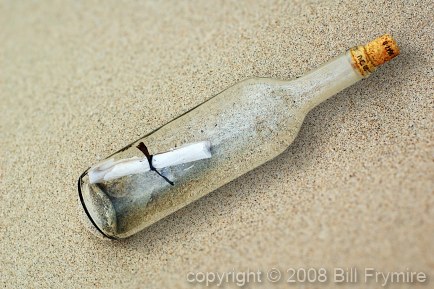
[{"xmin": 78, "ymin": 34, "xmax": 399, "ymax": 239}]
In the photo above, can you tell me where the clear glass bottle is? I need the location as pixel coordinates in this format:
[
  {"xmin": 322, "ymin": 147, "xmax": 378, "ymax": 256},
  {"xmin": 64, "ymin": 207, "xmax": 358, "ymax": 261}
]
[{"xmin": 78, "ymin": 35, "xmax": 399, "ymax": 239}]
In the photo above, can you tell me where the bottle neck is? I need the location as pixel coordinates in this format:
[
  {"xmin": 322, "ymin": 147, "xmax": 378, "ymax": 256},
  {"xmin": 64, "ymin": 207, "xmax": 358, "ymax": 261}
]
[{"xmin": 290, "ymin": 50, "xmax": 365, "ymax": 113}]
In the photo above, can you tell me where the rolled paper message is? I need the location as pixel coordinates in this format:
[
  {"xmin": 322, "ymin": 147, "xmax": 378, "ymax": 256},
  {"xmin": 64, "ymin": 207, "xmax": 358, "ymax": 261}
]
[{"xmin": 88, "ymin": 141, "xmax": 212, "ymax": 184}]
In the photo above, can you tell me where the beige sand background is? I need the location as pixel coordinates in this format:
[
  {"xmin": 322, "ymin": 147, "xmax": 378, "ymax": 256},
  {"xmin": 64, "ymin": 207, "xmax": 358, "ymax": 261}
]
[{"xmin": 1, "ymin": 0, "xmax": 433, "ymax": 288}]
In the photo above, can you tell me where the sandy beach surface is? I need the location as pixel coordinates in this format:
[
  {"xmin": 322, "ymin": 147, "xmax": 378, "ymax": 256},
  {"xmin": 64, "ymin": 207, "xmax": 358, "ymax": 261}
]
[{"xmin": 1, "ymin": 0, "xmax": 433, "ymax": 288}]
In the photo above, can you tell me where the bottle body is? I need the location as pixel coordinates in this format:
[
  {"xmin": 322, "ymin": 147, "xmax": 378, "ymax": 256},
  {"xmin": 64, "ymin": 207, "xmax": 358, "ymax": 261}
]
[
  {"xmin": 78, "ymin": 35, "xmax": 399, "ymax": 239},
  {"xmin": 80, "ymin": 77, "xmax": 309, "ymax": 239}
]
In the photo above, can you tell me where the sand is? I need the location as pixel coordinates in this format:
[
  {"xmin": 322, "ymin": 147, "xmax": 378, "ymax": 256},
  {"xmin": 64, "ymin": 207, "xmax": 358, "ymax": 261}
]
[{"xmin": 0, "ymin": 0, "xmax": 433, "ymax": 288}]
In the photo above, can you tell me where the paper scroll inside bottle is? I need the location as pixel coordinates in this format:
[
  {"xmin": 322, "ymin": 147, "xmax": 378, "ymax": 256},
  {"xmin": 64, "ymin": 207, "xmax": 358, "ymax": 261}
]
[{"xmin": 89, "ymin": 141, "xmax": 212, "ymax": 184}]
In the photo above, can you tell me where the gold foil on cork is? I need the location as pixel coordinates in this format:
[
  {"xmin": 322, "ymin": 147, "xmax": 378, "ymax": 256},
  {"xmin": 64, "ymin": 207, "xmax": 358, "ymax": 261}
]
[{"xmin": 350, "ymin": 34, "xmax": 400, "ymax": 77}]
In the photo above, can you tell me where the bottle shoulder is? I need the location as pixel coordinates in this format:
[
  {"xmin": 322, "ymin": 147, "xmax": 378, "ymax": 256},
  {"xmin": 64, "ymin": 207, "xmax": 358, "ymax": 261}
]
[{"xmin": 231, "ymin": 77, "xmax": 309, "ymax": 113}]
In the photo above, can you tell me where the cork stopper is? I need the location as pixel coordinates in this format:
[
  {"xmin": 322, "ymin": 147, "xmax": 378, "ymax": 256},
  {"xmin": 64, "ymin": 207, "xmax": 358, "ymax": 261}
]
[
  {"xmin": 364, "ymin": 34, "xmax": 400, "ymax": 66},
  {"xmin": 350, "ymin": 34, "xmax": 400, "ymax": 77}
]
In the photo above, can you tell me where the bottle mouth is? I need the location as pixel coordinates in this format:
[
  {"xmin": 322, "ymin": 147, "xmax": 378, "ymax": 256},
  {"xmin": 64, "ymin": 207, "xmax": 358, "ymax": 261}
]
[{"xmin": 350, "ymin": 34, "xmax": 400, "ymax": 77}]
